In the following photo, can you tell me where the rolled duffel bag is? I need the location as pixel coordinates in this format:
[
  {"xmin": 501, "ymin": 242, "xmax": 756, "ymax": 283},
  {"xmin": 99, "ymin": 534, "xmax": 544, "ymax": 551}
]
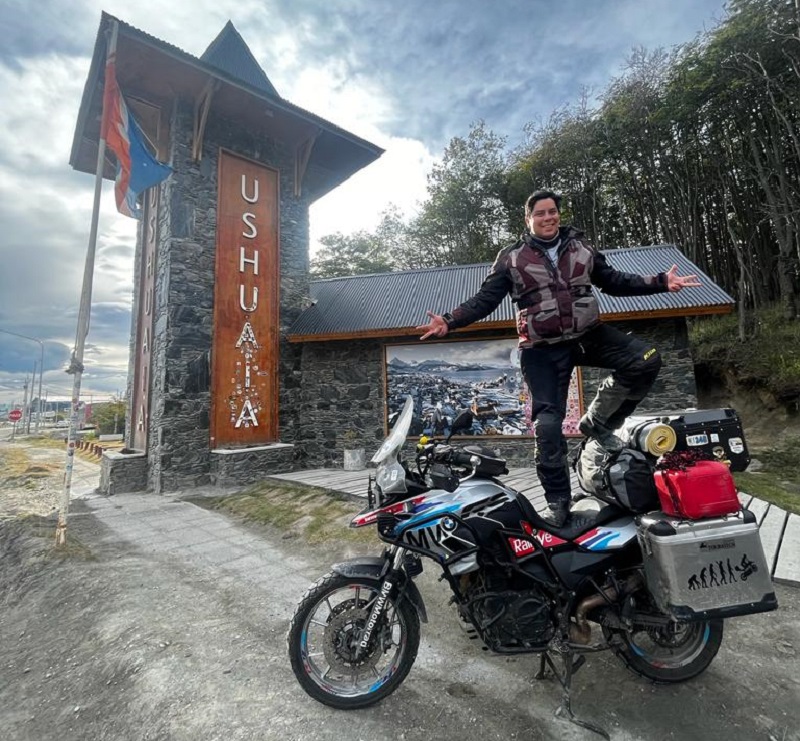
[{"xmin": 576, "ymin": 439, "xmax": 660, "ymax": 513}]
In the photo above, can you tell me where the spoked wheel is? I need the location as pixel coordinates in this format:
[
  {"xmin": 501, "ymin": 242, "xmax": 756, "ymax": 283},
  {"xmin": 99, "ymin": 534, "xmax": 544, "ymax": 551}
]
[
  {"xmin": 608, "ymin": 589, "xmax": 723, "ymax": 683},
  {"xmin": 287, "ymin": 572, "xmax": 420, "ymax": 709}
]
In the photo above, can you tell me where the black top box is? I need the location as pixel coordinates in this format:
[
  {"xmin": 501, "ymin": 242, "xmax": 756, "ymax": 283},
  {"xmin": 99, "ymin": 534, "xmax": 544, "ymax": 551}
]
[{"xmin": 663, "ymin": 408, "xmax": 750, "ymax": 472}]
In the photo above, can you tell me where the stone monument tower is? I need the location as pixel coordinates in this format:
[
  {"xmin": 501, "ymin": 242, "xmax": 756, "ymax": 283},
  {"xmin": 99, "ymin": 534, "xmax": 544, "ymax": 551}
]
[{"xmin": 70, "ymin": 13, "xmax": 382, "ymax": 493}]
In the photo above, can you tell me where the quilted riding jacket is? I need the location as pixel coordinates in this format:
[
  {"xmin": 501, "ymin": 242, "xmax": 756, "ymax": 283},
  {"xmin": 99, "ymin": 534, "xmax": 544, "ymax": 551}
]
[{"xmin": 444, "ymin": 226, "xmax": 668, "ymax": 348}]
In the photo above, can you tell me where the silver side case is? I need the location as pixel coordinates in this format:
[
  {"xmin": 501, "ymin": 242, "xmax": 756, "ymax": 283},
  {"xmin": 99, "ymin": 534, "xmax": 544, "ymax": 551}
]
[{"xmin": 637, "ymin": 511, "xmax": 777, "ymax": 620}]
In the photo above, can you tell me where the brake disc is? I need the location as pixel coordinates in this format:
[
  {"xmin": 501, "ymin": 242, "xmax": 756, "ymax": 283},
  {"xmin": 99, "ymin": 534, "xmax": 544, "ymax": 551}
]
[{"xmin": 322, "ymin": 605, "xmax": 383, "ymax": 672}]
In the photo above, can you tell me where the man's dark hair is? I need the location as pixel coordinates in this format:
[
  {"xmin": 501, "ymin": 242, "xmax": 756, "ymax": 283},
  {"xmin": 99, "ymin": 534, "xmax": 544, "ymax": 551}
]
[{"xmin": 525, "ymin": 189, "xmax": 562, "ymax": 219}]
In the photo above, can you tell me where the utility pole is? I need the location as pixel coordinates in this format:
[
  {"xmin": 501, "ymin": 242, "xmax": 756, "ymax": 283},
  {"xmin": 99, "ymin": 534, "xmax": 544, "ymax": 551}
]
[
  {"xmin": 35, "ymin": 350, "xmax": 43, "ymax": 434},
  {"xmin": 27, "ymin": 361, "xmax": 36, "ymax": 434},
  {"xmin": 21, "ymin": 376, "xmax": 29, "ymax": 435}
]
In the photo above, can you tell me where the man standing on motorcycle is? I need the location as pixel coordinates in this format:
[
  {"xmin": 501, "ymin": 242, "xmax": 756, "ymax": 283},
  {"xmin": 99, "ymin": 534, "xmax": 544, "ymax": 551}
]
[{"xmin": 417, "ymin": 190, "xmax": 701, "ymax": 527}]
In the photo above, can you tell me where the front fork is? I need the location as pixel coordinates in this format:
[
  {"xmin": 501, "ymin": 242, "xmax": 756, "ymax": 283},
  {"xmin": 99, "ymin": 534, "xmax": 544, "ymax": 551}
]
[{"xmin": 354, "ymin": 546, "xmax": 406, "ymax": 660}]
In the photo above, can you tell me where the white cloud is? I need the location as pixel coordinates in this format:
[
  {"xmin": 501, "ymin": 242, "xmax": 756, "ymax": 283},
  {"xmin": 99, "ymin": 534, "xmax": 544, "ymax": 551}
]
[
  {"xmin": 310, "ymin": 136, "xmax": 436, "ymax": 251},
  {"xmin": 0, "ymin": 54, "xmax": 90, "ymax": 172},
  {"xmin": 0, "ymin": 0, "xmax": 730, "ymax": 406}
]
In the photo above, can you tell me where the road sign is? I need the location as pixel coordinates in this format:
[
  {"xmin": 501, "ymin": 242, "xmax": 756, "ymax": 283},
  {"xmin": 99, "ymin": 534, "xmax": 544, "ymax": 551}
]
[{"xmin": 8, "ymin": 409, "xmax": 22, "ymax": 422}]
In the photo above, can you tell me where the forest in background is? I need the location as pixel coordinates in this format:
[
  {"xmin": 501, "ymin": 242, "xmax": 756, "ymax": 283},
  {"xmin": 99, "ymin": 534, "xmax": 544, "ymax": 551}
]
[{"xmin": 312, "ymin": 0, "xmax": 800, "ymax": 332}]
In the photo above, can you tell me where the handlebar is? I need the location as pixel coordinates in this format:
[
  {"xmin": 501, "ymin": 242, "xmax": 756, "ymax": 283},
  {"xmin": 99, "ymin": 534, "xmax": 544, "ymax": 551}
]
[
  {"xmin": 419, "ymin": 443, "xmax": 476, "ymax": 468},
  {"xmin": 450, "ymin": 450, "xmax": 477, "ymax": 467}
]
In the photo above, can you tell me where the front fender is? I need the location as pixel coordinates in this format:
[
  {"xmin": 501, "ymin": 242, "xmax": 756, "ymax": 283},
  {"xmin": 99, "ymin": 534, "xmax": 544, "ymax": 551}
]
[{"xmin": 332, "ymin": 557, "xmax": 428, "ymax": 623}]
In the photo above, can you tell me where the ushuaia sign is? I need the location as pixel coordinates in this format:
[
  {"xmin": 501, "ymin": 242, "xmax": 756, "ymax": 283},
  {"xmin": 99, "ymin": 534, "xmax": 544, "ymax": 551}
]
[{"xmin": 210, "ymin": 150, "xmax": 279, "ymax": 447}]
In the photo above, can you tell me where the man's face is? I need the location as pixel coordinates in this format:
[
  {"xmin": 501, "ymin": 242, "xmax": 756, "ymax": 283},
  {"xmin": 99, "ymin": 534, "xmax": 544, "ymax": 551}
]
[{"xmin": 526, "ymin": 198, "xmax": 560, "ymax": 240}]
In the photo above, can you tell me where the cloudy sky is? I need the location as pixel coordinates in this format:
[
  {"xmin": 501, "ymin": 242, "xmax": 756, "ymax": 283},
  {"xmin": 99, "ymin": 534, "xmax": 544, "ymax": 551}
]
[{"xmin": 0, "ymin": 0, "xmax": 728, "ymax": 407}]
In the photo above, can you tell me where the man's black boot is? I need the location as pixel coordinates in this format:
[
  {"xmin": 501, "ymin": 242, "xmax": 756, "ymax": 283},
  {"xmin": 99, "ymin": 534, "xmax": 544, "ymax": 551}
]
[
  {"xmin": 541, "ymin": 501, "xmax": 570, "ymax": 528},
  {"xmin": 579, "ymin": 414, "xmax": 625, "ymax": 453}
]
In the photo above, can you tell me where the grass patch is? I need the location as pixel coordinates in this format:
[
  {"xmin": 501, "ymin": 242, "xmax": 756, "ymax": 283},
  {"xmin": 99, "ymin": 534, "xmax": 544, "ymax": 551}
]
[
  {"xmin": 0, "ymin": 444, "xmax": 62, "ymax": 490},
  {"xmin": 26, "ymin": 436, "xmax": 71, "ymax": 450},
  {"xmin": 202, "ymin": 480, "xmax": 375, "ymax": 546},
  {"xmin": 0, "ymin": 447, "xmax": 32, "ymax": 476},
  {"xmin": 689, "ymin": 305, "xmax": 800, "ymax": 400},
  {"xmin": 734, "ymin": 472, "xmax": 800, "ymax": 515},
  {"xmin": 733, "ymin": 435, "xmax": 800, "ymax": 515}
]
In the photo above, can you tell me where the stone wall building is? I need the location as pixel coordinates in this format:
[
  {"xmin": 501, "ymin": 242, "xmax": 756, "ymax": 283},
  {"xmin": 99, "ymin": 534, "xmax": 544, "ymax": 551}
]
[
  {"xmin": 286, "ymin": 254, "xmax": 732, "ymax": 469},
  {"xmin": 70, "ymin": 14, "xmax": 735, "ymax": 495}
]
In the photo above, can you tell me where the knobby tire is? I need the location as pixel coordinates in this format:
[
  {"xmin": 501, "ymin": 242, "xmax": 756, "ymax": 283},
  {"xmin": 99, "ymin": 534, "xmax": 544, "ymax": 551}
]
[{"xmin": 287, "ymin": 571, "xmax": 421, "ymax": 709}]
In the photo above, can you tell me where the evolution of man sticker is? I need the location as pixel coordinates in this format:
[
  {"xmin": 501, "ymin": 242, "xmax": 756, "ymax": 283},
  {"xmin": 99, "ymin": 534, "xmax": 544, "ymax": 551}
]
[{"xmin": 686, "ymin": 553, "xmax": 758, "ymax": 591}]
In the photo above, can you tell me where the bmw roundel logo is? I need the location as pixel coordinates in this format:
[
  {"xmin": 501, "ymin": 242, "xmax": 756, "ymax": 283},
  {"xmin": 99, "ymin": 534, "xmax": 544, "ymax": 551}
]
[{"xmin": 442, "ymin": 517, "xmax": 456, "ymax": 531}]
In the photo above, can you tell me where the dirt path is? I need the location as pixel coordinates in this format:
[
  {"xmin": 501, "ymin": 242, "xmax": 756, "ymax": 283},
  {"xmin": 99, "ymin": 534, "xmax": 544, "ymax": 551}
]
[{"xmin": 1, "ymin": 439, "xmax": 799, "ymax": 741}]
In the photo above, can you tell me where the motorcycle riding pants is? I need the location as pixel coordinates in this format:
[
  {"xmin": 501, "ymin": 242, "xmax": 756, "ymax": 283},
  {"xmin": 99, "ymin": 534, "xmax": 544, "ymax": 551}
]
[{"xmin": 519, "ymin": 323, "xmax": 662, "ymax": 506}]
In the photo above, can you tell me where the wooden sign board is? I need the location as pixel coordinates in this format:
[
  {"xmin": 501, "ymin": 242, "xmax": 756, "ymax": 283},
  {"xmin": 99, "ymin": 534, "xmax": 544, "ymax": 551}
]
[{"xmin": 210, "ymin": 151, "xmax": 279, "ymax": 447}]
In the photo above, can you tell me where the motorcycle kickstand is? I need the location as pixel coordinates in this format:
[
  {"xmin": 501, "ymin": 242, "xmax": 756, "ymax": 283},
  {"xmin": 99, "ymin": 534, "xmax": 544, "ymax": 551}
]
[
  {"xmin": 534, "ymin": 650, "xmax": 585, "ymax": 680},
  {"xmin": 537, "ymin": 650, "xmax": 609, "ymax": 740}
]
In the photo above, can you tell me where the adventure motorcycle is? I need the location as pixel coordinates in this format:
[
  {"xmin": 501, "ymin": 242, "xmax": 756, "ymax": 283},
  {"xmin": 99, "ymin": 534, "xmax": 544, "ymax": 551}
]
[{"xmin": 287, "ymin": 396, "xmax": 777, "ymax": 737}]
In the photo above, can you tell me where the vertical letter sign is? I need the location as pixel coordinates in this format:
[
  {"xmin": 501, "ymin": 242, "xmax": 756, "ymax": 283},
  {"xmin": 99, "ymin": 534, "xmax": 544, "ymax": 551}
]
[{"xmin": 211, "ymin": 151, "xmax": 279, "ymax": 447}]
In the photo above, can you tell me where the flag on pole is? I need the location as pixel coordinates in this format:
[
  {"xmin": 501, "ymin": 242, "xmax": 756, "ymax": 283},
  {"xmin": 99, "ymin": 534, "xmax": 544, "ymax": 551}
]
[{"xmin": 101, "ymin": 53, "xmax": 172, "ymax": 218}]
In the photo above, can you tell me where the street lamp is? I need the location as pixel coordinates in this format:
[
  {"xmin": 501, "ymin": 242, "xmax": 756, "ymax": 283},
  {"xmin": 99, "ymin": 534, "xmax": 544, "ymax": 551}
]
[{"xmin": 0, "ymin": 328, "xmax": 45, "ymax": 433}]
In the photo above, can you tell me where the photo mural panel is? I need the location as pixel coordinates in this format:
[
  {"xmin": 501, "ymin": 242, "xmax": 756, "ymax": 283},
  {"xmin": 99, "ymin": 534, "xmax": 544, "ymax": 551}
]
[{"xmin": 385, "ymin": 339, "xmax": 583, "ymax": 438}]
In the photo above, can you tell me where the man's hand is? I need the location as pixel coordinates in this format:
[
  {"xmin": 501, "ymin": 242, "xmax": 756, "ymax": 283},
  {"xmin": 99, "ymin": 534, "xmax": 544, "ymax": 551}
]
[
  {"xmin": 665, "ymin": 264, "xmax": 702, "ymax": 292},
  {"xmin": 417, "ymin": 311, "xmax": 449, "ymax": 340}
]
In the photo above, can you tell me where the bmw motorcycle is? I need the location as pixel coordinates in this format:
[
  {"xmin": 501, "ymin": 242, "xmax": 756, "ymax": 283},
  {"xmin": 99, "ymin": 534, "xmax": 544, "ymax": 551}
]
[{"xmin": 287, "ymin": 396, "xmax": 776, "ymax": 737}]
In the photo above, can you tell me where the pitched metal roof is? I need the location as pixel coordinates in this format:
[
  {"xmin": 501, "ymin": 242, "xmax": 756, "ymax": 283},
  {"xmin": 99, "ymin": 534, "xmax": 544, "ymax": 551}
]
[
  {"xmin": 70, "ymin": 13, "xmax": 383, "ymax": 202},
  {"xmin": 200, "ymin": 21, "xmax": 279, "ymax": 97},
  {"xmin": 287, "ymin": 244, "xmax": 734, "ymax": 342}
]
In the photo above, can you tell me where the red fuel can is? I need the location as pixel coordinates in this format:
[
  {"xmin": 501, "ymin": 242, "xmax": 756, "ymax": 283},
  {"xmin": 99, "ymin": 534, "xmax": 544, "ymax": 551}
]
[{"xmin": 654, "ymin": 461, "xmax": 741, "ymax": 519}]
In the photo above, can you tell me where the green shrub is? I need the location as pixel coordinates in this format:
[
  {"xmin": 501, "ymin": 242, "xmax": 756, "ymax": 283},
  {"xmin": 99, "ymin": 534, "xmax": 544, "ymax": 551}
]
[{"xmin": 689, "ymin": 305, "xmax": 800, "ymax": 400}]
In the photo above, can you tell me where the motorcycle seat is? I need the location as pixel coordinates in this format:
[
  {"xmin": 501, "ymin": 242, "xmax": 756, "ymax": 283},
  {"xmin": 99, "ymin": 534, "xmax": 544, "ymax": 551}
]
[
  {"xmin": 558, "ymin": 498, "xmax": 627, "ymax": 539},
  {"xmin": 519, "ymin": 494, "xmax": 627, "ymax": 540}
]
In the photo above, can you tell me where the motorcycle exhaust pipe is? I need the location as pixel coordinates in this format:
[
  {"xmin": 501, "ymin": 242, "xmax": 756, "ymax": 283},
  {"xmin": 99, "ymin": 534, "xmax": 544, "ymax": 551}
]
[{"xmin": 570, "ymin": 573, "xmax": 644, "ymax": 645}]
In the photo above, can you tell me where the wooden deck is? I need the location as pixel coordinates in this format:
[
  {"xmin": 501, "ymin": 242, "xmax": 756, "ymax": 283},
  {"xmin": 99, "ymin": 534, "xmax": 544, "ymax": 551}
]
[
  {"xmin": 269, "ymin": 466, "xmax": 552, "ymax": 512},
  {"xmin": 738, "ymin": 492, "xmax": 799, "ymax": 586},
  {"xmin": 269, "ymin": 467, "xmax": 798, "ymax": 587}
]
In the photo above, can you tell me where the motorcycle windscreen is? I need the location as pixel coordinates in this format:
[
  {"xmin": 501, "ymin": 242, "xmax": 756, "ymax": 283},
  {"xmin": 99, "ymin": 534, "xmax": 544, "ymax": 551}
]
[{"xmin": 376, "ymin": 460, "xmax": 407, "ymax": 495}]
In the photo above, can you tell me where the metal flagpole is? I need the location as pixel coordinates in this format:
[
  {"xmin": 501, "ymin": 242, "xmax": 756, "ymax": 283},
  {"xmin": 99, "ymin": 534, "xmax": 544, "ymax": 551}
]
[
  {"xmin": 35, "ymin": 340, "xmax": 43, "ymax": 434},
  {"xmin": 56, "ymin": 19, "xmax": 119, "ymax": 546}
]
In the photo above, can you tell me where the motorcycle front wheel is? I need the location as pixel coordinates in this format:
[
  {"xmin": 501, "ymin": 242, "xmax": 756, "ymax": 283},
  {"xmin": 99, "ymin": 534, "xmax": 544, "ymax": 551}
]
[
  {"xmin": 287, "ymin": 572, "xmax": 421, "ymax": 709},
  {"xmin": 607, "ymin": 589, "xmax": 724, "ymax": 683}
]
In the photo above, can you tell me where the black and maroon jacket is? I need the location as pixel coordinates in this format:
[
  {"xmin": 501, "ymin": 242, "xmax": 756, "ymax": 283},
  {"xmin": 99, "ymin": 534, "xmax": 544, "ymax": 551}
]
[{"xmin": 444, "ymin": 226, "xmax": 668, "ymax": 348}]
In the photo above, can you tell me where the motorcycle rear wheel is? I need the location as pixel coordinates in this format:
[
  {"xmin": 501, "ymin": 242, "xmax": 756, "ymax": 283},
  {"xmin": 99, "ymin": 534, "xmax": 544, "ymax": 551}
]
[
  {"xmin": 609, "ymin": 591, "xmax": 723, "ymax": 683},
  {"xmin": 287, "ymin": 572, "xmax": 420, "ymax": 709}
]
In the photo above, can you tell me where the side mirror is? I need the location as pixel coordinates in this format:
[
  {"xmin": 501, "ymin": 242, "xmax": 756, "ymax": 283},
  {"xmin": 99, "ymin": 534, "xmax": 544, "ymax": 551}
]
[{"xmin": 448, "ymin": 410, "xmax": 474, "ymax": 440}]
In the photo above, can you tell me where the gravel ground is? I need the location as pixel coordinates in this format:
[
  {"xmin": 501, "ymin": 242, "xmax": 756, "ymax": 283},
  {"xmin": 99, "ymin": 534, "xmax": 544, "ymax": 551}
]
[{"xmin": 1, "ymin": 437, "xmax": 799, "ymax": 741}]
